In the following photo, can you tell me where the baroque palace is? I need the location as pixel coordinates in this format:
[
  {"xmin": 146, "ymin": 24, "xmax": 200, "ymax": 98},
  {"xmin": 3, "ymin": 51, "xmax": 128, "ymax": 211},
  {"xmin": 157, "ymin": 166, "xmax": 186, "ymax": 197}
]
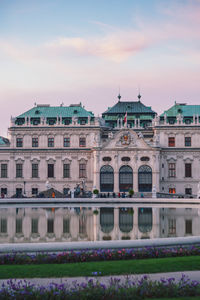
[{"xmin": 0, "ymin": 95, "xmax": 200, "ymax": 198}]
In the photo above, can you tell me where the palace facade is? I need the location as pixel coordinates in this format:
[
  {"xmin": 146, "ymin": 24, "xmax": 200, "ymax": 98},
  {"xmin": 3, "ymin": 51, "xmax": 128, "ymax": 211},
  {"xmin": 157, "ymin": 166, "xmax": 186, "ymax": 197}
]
[{"xmin": 0, "ymin": 96, "xmax": 200, "ymax": 198}]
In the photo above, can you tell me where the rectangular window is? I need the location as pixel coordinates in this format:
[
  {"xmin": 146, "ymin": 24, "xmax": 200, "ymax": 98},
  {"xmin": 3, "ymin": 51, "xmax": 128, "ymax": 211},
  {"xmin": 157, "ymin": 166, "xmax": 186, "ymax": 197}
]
[
  {"xmin": 79, "ymin": 137, "xmax": 86, "ymax": 147},
  {"xmin": 16, "ymin": 164, "xmax": 23, "ymax": 178},
  {"xmin": 0, "ymin": 219, "xmax": 7, "ymax": 233},
  {"xmin": 185, "ymin": 188, "xmax": 192, "ymax": 195},
  {"xmin": 32, "ymin": 137, "xmax": 38, "ymax": 147},
  {"xmin": 1, "ymin": 188, "xmax": 7, "ymax": 196},
  {"xmin": 48, "ymin": 164, "xmax": 54, "ymax": 178},
  {"xmin": 31, "ymin": 219, "xmax": 38, "ymax": 234},
  {"xmin": 168, "ymin": 219, "xmax": 176, "ymax": 235},
  {"xmin": 185, "ymin": 137, "xmax": 191, "ymax": 147},
  {"xmin": 1, "ymin": 164, "xmax": 7, "ymax": 178},
  {"xmin": 168, "ymin": 137, "xmax": 175, "ymax": 147},
  {"xmin": 32, "ymin": 164, "xmax": 38, "ymax": 178},
  {"xmin": 168, "ymin": 163, "xmax": 176, "ymax": 177},
  {"xmin": 185, "ymin": 163, "xmax": 192, "ymax": 177},
  {"xmin": 32, "ymin": 188, "xmax": 38, "ymax": 196},
  {"xmin": 48, "ymin": 138, "xmax": 54, "ymax": 147},
  {"xmin": 79, "ymin": 215, "xmax": 86, "ymax": 235},
  {"xmin": 63, "ymin": 219, "xmax": 70, "ymax": 234},
  {"xmin": 16, "ymin": 138, "xmax": 23, "ymax": 147},
  {"xmin": 185, "ymin": 220, "xmax": 192, "ymax": 234},
  {"xmin": 16, "ymin": 188, "xmax": 22, "ymax": 197},
  {"xmin": 16, "ymin": 219, "xmax": 22, "ymax": 234},
  {"xmin": 63, "ymin": 137, "xmax": 70, "ymax": 147},
  {"xmin": 79, "ymin": 163, "xmax": 86, "ymax": 178},
  {"xmin": 47, "ymin": 219, "xmax": 54, "ymax": 233},
  {"xmin": 169, "ymin": 188, "xmax": 176, "ymax": 194},
  {"xmin": 63, "ymin": 164, "xmax": 70, "ymax": 178}
]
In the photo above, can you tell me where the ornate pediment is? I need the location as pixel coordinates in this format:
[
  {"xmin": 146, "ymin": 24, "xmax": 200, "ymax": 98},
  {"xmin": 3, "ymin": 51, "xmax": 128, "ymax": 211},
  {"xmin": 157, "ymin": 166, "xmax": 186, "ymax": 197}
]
[
  {"xmin": 115, "ymin": 131, "xmax": 136, "ymax": 147},
  {"xmin": 102, "ymin": 129, "xmax": 152, "ymax": 150}
]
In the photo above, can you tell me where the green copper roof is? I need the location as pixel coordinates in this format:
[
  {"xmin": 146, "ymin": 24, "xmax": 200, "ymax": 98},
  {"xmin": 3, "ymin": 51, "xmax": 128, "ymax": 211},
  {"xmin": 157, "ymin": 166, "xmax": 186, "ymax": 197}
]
[
  {"xmin": 17, "ymin": 104, "xmax": 94, "ymax": 118},
  {"xmin": 161, "ymin": 103, "xmax": 200, "ymax": 117},
  {"xmin": 0, "ymin": 136, "xmax": 9, "ymax": 145},
  {"xmin": 102, "ymin": 101, "xmax": 155, "ymax": 115}
]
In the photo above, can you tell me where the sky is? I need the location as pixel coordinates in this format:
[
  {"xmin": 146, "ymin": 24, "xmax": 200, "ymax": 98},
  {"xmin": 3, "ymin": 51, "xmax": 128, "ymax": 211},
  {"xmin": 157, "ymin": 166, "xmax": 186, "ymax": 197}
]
[{"xmin": 0, "ymin": 0, "xmax": 200, "ymax": 136}]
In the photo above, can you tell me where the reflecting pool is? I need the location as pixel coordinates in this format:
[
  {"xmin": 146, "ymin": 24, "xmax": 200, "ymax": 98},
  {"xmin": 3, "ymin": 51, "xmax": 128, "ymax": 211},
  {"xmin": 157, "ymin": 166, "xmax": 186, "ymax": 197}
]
[{"xmin": 0, "ymin": 205, "xmax": 199, "ymax": 243}]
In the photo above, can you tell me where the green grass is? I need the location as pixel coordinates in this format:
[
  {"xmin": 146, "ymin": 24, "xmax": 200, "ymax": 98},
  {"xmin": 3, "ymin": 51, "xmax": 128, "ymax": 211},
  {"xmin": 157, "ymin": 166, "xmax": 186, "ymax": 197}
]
[{"xmin": 0, "ymin": 255, "xmax": 200, "ymax": 279}]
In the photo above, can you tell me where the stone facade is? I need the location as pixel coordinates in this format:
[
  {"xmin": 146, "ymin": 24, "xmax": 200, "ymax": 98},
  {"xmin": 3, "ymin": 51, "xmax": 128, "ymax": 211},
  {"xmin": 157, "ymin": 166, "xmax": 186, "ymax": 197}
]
[{"xmin": 0, "ymin": 101, "xmax": 200, "ymax": 198}]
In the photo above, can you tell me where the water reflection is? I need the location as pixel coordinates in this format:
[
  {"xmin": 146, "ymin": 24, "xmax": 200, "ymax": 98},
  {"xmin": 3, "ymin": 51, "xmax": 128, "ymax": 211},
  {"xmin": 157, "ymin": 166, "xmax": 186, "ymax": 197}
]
[{"xmin": 0, "ymin": 206, "xmax": 199, "ymax": 243}]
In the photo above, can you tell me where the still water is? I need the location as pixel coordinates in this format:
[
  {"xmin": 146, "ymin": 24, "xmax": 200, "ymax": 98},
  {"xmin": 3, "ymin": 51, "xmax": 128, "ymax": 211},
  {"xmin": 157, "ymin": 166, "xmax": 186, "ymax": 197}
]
[{"xmin": 0, "ymin": 205, "xmax": 199, "ymax": 243}]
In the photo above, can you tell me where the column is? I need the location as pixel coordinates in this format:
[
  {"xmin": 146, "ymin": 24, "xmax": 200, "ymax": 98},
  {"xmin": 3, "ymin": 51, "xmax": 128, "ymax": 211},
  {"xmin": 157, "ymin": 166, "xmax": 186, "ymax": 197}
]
[{"xmin": 113, "ymin": 208, "xmax": 119, "ymax": 240}]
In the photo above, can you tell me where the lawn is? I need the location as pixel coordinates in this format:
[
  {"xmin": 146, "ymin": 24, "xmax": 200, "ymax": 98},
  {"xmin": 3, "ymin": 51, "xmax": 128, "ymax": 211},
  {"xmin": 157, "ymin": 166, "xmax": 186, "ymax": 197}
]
[{"xmin": 0, "ymin": 255, "xmax": 200, "ymax": 279}]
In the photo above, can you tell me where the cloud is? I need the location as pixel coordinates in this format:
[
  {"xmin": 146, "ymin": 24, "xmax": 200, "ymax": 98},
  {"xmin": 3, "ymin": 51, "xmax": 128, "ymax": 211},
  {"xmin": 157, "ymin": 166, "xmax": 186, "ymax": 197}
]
[{"xmin": 45, "ymin": 30, "xmax": 149, "ymax": 62}]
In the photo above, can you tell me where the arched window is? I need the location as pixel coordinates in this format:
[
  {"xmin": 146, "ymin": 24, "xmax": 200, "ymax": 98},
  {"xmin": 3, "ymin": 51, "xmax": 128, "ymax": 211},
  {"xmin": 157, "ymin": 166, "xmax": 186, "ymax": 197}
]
[
  {"xmin": 100, "ymin": 165, "xmax": 114, "ymax": 192},
  {"xmin": 119, "ymin": 208, "xmax": 133, "ymax": 233},
  {"xmin": 138, "ymin": 208, "xmax": 152, "ymax": 233},
  {"xmin": 138, "ymin": 165, "xmax": 152, "ymax": 192},
  {"xmin": 100, "ymin": 208, "xmax": 114, "ymax": 233},
  {"xmin": 119, "ymin": 165, "xmax": 133, "ymax": 192}
]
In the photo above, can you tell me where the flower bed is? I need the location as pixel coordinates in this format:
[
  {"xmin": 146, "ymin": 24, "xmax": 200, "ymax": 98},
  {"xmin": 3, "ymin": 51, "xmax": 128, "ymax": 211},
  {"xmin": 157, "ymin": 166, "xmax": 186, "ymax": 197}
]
[
  {"xmin": 0, "ymin": 244, "xmax": 200, "ymax": 265},
  {"xmin": 0, "ymin": 274, "xmax": 200, "ymax": 299}
]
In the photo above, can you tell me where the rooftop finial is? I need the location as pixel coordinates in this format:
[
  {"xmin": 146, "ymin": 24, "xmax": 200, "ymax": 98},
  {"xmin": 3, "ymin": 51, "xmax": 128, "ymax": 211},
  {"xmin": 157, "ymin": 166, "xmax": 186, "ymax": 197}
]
[
  {"xmin": 138, "ymin": 85, "xmax": 141, "ymax": 101},
  {"xmin": 118, "ymin": 86, "xmax": 121, "ymax": 101}
]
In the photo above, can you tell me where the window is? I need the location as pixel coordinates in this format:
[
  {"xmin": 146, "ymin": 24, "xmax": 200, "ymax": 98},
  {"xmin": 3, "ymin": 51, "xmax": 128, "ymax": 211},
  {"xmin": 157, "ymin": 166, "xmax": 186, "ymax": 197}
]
[
  {"xmin": 47, "ymin": 219, "xmax": 54, "ymax": 233},
  {"xmin": 185, "ymin": 137, "xmax": 191, "ymax": 147},
  {"xmin": 103, "ymin": 157, "xmax": 112, "ymax": 162},
  {"xmin": 31, "ymin": 219, "xmax": 38, "ymax": 234},
  {"xmin": 16, "ymin": 164, "xmax": 23, "ymax": 178},
  {"xmin": 1, "ymin": 188, "xmax": 7, "ymax": 196},
  {"xmin": 0, "ymin": 219, "xmax": 7, "ymax": 233},
  {"xmin": 16, "ymin": 138, "xmax": 23, "ymax": 147},
  {"xmin": 140, "ymin": 157, "xmax": 150, "ymax": 162},
  {"xmin": 16, "ymin": 188, "xmax": 22, "ymax": 197},
  {"xmin": 16, "ymin": 219, "xmax": 22, "ymax": 234},
  {"xmin": 168, "ymin": 163, "xmax": 176, "ymax": 177},
  {"xmin": 32, "ymin": 137, "xmax": 38, "ymax": 147},
  {"xmin": 63, "ymin": 164, "xmax": 70, "ymax": 178},
  {"xmin": 63, "ymin": 137, "xmax": 70, "ymax": 147},
  {"xmin": 80, "ymin": 119, "xmax": 86, "ymax": 125},
  {"xmin": 79, "ymin": 215, "xmax": 87, "ymax": 235},
  {"xmin": 185, "ymin": 220, "xmax": 192, "ymax": 234},
  {"xmin": 64, "ymin": 119, "xmax": 71, "ymax": 125},
  {"xmin": 79, "ymin": 163, "xmax": 86, "ymax": 178},
  {"xmin": 185, "ymin": 163, "xmax": 192, "ymax": 177},
  {"xmin": 48, "ymin": 138, "xmax": 54, "ymax": 147},
  {"xmin": 1, "ymin": 164, "xmax": 7, "ymax": 178},
  {"xmin": 169, "ymin": 188, "xmax": 176, "ymax": 194},
  {"xmin": 168, "ymin": 137, "xmax": 175, "ymax": 147},
  {"xmin": 185, "ymin": 188, "xmax": 192, "ymax": 195},
  {"xmin": 32, "ymin": 164, "xmax": 38, "ymax": 178},
  {"xmin": 79, "ymin": 137, "xmax": 86, "ymax": 147},
  {"xmin": 168, "ymin": 219, "xmax": 176, "ymax": 235},
  {"xmin": 32, "ymin": 188, "xmax": 38, "ymax": 196},
  {"xmin": 119, "ymin": 165, "xmax": 133, "ymax": 192},
  {"xmin": 48, "ymin": 119, "xmax": 55, "ymax": 125},
  {"xmin": 63, "ymin": 219, "xmax": 70, "ymax": 234},
  {"xmin": 48, "ymin": 164, "xmax": 54, "ymax": 178},
  {"xmin": 121, "ymin": 157, "xmax": 131, "ymax": 162}
]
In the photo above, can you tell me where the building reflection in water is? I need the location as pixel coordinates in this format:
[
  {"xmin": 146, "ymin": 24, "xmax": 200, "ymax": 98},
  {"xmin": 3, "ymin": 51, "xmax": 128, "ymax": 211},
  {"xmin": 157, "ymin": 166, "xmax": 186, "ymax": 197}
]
[{"xmin": 0, "ymin": 206, "xmax": 199, "ymax": 243}]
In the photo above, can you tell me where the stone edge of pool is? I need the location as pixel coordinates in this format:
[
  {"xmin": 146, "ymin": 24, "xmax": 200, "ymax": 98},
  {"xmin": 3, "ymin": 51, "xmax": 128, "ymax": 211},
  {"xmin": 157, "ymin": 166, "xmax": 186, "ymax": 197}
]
[{"xmin": 0, "ymin": 236, "xmax": 200, "ymax": 253}]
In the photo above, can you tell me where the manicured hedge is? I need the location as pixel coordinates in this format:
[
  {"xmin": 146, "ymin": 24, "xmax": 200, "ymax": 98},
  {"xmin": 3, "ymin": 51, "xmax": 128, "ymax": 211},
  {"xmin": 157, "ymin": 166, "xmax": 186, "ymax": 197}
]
[{"xmin": 0, "ymin": 244, "xmax": 200, "ymax": 265}]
